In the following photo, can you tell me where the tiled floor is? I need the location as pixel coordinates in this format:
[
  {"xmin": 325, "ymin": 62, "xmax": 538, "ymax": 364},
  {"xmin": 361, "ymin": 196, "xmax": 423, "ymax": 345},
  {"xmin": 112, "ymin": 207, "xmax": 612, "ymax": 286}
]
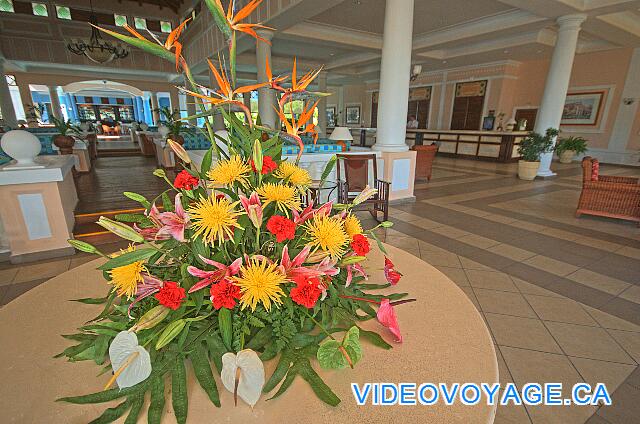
[{"xmin": 1, "ymin": 157, "xmax": 639, "ymax": 423}]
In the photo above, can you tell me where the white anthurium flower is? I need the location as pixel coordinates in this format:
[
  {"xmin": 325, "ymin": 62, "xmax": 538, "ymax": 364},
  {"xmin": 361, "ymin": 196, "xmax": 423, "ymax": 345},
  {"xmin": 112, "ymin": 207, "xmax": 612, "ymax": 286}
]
[
  {"xmin": 107, "ymin": 331, "xmax": 152, "ymax": 389},
  {"xmin": 221, "ymin": 349, "xmax": 265, "ymax": 407}
]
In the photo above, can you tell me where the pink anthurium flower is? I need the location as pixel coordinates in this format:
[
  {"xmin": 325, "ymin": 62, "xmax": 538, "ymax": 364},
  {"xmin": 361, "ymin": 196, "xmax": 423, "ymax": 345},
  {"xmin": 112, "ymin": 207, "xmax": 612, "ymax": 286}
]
[
  {"xmin": 156, "ymin": 193, "xmax": 190, "ymax": 242},
  {"xmin": 384, "ymin": 257, "xmax": 402, "ymax": 285},
  {"xmin": 127, "ymin": 273, "xmax": 164, "ymax": 318},
  {"xmin": 377, "ymin": 299, "xmax": 402, "ymax": 343},
  {"xmin": 188, "ymin": 256, "xmax": 242, "ymax": 293},
  {"xmin": 239, "ymin": 193, "xmax": 263, "ymax": 228}
]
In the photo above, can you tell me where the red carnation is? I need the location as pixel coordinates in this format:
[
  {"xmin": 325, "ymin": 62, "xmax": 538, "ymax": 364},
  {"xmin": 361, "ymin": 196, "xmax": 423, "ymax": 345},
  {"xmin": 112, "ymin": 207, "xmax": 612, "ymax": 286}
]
[
  {"xmin": 173, "ymin": 170, "xmax": 199, "ymax": 190},
  {"xmin": 351, "ymin": 234, "xmax": 370, "ymax": 256},
  {"xmin": 209, "ymin": 279, "xmax": 241, "ymax": 310},
  {"xmin": 250, "ymin": 156, "xmax": 278, "ymax": 174},
  {"xmin": 290, "ymin": 276, "xmax": 322, "ymax": 308},
  {"xmin": 154, "ymin": 281, "xmax": 186, "ymax": 310},
  {"xmin": 266, "ymin": 215, "xmax": 296, "ymax": 242}
]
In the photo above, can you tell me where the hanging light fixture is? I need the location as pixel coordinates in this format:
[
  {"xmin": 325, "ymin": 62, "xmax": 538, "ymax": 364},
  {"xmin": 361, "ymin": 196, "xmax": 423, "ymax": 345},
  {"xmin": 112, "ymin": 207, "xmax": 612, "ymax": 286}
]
[{"xmin": 67, "ymin": 0, "xmax": 128, "ymax": 64}]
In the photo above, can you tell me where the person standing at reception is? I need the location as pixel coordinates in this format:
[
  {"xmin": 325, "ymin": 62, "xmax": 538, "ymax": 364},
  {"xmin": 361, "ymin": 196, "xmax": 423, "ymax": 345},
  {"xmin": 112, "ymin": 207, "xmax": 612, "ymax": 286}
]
[{"xmin": 407, "ymin": 115, "xmax": 419, "ymax": 129}]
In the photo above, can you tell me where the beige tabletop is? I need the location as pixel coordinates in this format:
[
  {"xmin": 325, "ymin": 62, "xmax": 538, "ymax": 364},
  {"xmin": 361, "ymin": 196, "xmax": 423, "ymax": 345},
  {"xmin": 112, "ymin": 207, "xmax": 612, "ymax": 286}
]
[{"xmin": 0, "ymin": 243, "xmax": 498, "ymax": 424}]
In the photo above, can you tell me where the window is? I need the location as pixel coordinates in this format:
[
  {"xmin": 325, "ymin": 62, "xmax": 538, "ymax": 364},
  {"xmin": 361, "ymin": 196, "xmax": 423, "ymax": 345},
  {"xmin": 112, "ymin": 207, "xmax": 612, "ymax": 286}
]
[
  {"xmin": 0, "ymin": 0, "xmax": 14, "ymax": 13},
  {"xmin": 55, "ymin": 5, "xmax": 70, "ymax": 19},
  {"xmin": 160, "ymin": 20, "xmax": 172, "ymax": 33},
  {"xmin": 31, "ymin": 2, "xmax": 47, "ymax": 16},
  {"xmin": 134, "ymin": 17, "xmax": 147, "ymax": 30},
  {"xmin": 114, "ymin": 14, "xmax": 127, "ymax": 27}
]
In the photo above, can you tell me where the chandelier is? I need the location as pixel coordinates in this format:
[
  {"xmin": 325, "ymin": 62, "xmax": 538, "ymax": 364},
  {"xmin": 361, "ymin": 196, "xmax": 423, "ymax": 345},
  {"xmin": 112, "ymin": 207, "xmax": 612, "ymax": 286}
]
[{"xmin": 67, "ymin": 1, "xmax": 128, "ymax": 64}]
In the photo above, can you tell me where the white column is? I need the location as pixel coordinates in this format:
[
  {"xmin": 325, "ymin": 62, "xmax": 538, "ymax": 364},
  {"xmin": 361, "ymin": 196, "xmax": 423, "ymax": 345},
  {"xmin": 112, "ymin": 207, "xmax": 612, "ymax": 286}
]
[
  {"xmin": 372, "ymin": 0, "xmax": 415, "ymax": 152},
  {"xmin": 48, "ymin": 85, "xmax": 62, "ymax": 120},
  {"xmin": 256, "ymin": 30, "xmax": 277, "ymax": 128},
  {"xmin": 243, "ymin": 92, "xmax": 252, "ymax": 110},
  {"xmin": 0, "ymin": 59, "xmax": 17, "ymax": 128},
  {"xmin": 150, "ymin": 92, "xmax": 160, "ymax": 125},
  {"xmin": 18, "ymin": 82, "xmax": 35, "ymax": 127},
  {"xmin": 535, "ymin": 14, "xmax": 586, "ymax": 177},
  {"xmin": 337, "ymin": 86, "xmax": 345, "ymax": 126},
  {"xmin": 317, "ymin": 71, "xmax": 328, "ymax": 135}
]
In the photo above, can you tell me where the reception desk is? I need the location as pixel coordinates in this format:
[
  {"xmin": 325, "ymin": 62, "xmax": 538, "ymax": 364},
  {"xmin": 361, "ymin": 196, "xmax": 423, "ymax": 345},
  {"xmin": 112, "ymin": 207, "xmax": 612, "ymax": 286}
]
[{"xmin": 406, "ymin": 129, "xmax": 528, "ymax": 162}]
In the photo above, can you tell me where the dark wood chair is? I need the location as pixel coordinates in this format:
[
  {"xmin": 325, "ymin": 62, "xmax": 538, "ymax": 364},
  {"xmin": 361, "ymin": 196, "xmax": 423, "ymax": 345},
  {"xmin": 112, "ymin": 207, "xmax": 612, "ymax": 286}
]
[{"xmin": 336, "ymin": 154, "xmax": 390, "ymax": 222}]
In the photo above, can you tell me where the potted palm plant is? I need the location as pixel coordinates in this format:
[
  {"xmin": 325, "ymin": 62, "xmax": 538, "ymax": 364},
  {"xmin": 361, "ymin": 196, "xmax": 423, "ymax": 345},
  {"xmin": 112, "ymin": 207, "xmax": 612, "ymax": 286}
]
[
  {"xmin": 517, "ymin": 128, "xmax": 558, "ymax": 180},
  {"xmin": 157, "ymin": 106, "xmax": 185, "ymax": 144},
  {"xmin": 555, "ymin": 135, "xmax": 588, "ymax": 164},
  {"xmin": 51, "ymin": 117, "xmax": 79, "ymax": 155}
]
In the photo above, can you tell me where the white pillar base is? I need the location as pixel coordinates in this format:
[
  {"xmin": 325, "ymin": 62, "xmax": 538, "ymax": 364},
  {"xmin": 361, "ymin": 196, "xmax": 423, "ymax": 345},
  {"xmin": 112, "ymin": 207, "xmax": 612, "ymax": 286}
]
[{"xmin": 372, "ymin": 143, "xmax": 410, "ymax": 153}]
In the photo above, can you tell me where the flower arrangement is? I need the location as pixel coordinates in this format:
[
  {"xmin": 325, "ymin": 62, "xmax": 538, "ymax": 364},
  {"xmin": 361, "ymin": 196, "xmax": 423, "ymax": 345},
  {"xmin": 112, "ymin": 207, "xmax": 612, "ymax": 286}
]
[{"xmin": 58, "ymin": 1, "xmax": 415, "ymax": 422}]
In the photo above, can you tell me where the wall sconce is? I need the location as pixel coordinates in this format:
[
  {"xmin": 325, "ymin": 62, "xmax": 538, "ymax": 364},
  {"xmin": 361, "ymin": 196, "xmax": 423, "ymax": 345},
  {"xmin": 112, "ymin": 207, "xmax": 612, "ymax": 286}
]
[
  {"xmin": 622, "ymin": 98, "xmax": 635, "ymax": 106},
  {"xmin": 410, "ymin": 64, "xmax": 422, "ymax": 82}
]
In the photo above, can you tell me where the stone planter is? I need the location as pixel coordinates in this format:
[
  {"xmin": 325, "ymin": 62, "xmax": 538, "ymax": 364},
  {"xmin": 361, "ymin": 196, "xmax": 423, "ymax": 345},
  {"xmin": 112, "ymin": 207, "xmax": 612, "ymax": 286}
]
[
  {"xmin": 518, "ymin": 160, "xmax": 539, "ymax": 180},
  {"xmin": 558, "ymin": 150, "xmax": 575, "ymax": 164},
  {"xmin": 53, "ymin": 134, "xmax": 76, "ymax": 155}
]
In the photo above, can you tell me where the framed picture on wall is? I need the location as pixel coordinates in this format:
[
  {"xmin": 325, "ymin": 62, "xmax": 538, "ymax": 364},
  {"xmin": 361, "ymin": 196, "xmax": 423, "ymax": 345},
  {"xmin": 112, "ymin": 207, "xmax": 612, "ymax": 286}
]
[
  {"xmin": 345, "ymin": 105, "xmax": 361, "ymax": 125},
  {"xmin": 326, "ymin": 106, "xmax": 336, "ymax": 127},
  {"xmin": 561, "ymin": 91, "xmax": 604, "ymax": 126}
]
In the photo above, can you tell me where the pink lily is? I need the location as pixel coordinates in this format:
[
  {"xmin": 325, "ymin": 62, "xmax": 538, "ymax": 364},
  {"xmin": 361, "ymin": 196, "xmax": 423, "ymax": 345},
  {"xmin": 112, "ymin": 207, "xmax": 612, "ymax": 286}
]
[
  {"xmin": 345, "ymin": 257, "xmax": 368, "ymax": 287},
  {"xmin": 156, "ymin": 193, "xmax": 190, "ymax": 242},
  {"xmin": 239, "ymin": 192, "xmax": 263, "ymax": 228},
  {"xmin": 187, "ymin": 256, "xmax": 242, "ymax": 293},
  {"xmin": 127, "ymin": 273, "xmax": 164, "ymax": 318},
  {"xmin": 384, "ymin": 257, "xmax": 402, "ymax": 285},
  {"xmin": 292, "ymin": 203, "xmax": 314, "ymax": 224},
  {"xmin": 133, "ymin": 204, "xmax": 171, "ymax": 241},
  {"xmin": 314, "ymin": 201, "xmax": 333, "ymax": 218},
  {"xmin": 377, "ymin": 299, "xmax": 402, "ymax": 343}
]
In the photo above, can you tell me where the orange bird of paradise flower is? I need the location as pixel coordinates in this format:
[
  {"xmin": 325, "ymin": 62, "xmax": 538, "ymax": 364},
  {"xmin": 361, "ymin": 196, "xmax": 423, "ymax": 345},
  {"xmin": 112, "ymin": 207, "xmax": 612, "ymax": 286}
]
[
  {"xmin": 97, "ymin": 19, "xmax": 191, "ymax": 71},
  {"xmin": 275, "ymin": 100, "xmax": 319, "ymax": 161},
  {"xmin": 211, "ymin": 0, "xmax": 273, "ymax": 43},
  {"xmin": 268, "ymin": 58, "xmax": 327, "ymax": 109},
  {"xmin": 182, "ymin": 56, "xmax": 267, "ymax": 126}
]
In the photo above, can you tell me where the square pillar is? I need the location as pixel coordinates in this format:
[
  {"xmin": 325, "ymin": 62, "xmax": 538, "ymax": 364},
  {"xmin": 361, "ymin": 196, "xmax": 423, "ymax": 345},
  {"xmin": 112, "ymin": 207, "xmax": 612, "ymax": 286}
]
[{"xmin": 379, "ymin": 150, "xmax": 417, "ymax": 202}]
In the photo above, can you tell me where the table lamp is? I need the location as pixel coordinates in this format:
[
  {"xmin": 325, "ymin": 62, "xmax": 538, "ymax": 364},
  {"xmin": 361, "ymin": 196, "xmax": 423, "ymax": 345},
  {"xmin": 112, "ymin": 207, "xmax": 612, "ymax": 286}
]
[{"xmin": 329, "ymin": 127, "xmax": 353, "ymax": 152}]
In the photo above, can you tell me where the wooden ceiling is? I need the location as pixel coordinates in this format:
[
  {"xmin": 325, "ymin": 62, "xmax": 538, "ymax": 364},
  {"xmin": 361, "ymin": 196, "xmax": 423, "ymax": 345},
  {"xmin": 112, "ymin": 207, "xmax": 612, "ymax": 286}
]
[{"xmin": 121, "ymin": 0, "xmax": 185, "ymax": 14}]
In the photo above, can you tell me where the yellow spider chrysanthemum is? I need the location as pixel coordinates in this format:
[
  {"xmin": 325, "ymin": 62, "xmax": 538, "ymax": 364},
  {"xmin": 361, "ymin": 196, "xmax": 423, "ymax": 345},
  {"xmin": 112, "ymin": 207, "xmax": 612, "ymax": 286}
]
[
  {"xmin": 256, "ymin": 182, "xmax": 301, "ymax": 214},
  {"xmin": 274, "ymin": 161, "xmax": 312, "ymax": 189},
  {"xmin": 207, "ymin": 155, "xmax": 251, "ymax": 187},
  {"xmin": 233, "ymin": 259, "xmax": 286, "ymax": 311},
  {"xmin": 343, "ymin": 213, "xmax": 363, "ymax": 238},
  {"xmin": 188, "ymin": 195, "xmax": 244, "ymax": 245},
  {"xmin": 305, "ymin": 214, "xmax": 349, "ymax": 258},
  {"xmin": 108, "ymin": 245, "xmax": 147, "ymax": 299}
]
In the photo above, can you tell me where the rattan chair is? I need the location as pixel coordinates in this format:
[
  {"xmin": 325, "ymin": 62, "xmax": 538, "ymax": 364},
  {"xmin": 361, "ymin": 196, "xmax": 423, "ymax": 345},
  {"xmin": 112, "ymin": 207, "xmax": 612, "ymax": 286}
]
[
  {"xmin": 336, "ymin": 154, "xmax": 390, "ymax": 222},
  {"xmin": 576, "ymin": 156, "xmax": 640, "ymax": 225},
  {"xmin": 412, "ymin": 144, "xmax": 438, "ymax": 181}
]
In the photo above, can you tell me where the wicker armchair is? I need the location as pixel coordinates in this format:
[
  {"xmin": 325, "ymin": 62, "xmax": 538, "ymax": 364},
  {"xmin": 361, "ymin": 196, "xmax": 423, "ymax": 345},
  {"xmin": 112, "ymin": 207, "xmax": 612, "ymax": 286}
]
[
  {"xmin": 412, "ymin": 144, "xmax": 438, "ymax": 181},
  {"xmin": 336, "ymin": 154, "xmax": 390, "ymax": 222},
  {"xmin": 576, "ymin": 156, "xmax": 640, "ymax": 224}
]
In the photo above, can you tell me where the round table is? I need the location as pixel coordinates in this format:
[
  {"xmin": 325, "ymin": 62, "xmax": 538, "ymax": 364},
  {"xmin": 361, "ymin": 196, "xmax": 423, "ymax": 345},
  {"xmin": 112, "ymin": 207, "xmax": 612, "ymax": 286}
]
[{"xmin": 0, "ymin": 244, "xmax": 497, "ymax": 423}]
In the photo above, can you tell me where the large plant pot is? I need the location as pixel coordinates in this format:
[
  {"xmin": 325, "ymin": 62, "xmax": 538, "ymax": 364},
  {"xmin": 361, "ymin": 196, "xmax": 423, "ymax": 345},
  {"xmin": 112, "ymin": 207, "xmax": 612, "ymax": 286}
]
[
  {"xmin": 53, "ymin": 134, "xmax": 76, "ymax": 155},
  {"xmin": 518, "ymin": 160, "xmax": 539, "ymax": 180},
  {"xmin": 559, "ymin": 150, "xmax": 575, "ymax": 164}
]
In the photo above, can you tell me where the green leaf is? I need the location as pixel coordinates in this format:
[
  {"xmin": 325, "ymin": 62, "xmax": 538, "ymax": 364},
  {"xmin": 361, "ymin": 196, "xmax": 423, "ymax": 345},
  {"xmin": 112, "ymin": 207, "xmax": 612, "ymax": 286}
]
[
  {"xmin": 316, "ymin": 340, "xmax": 346, "ymax": 369},
  {"xmin": 156, "ymin": 319, "xmax": 187, "ymax": 350},
  {"xmin": 190, "ymin": 343, "xmax": 221, "ymax": 407},
  {"xmin": 217, "ymin": 308, "xmax": 232, "ymax": 350},
  {"xmin": 200, "ymin": 146, "xmax": 214, "ymax": 177},
  {"xmin": 342, "ymin": 326, "xmax": 363, "ymax": 366},
  {"xmin": 148, "ymin": 376, "xmax": 165, "ymax": 424},
  {"xmin": 298, "ymin": 358, "xmax": 341, "ymax": 406},
  {"xmin": 172, "ymin": 358, "xmax": 188, "ymax": 424},
  {"xmin": 71, "ymin": 296, "xmax": 108, "ymax": 304},
  {"xmin": 204, "ymin": 333, "xmax": 228, "ymax": 374},
  {"xmin": 161, "ymin": 192, "xmax": 173, "ymax": 212},
  {"xmin": 356, "ymin": 325, "xmax": 392, "ymax": 350},
  {"xmin": 263, "ymin": 349, "xmax": 294, "ymax": 393},
  {"xmin": 319, "ymin": 155, "xmax": 337, "ymax": 187},
  {"xmin": 267, "ymin": 365, "xmax": 298, "ymax": 401},
  {"xmin": 124, "ymin": 393, "xmax": 144, "ymax": 424},
  {"xmin": 97, "ymin": 26, "xmax": 174, "ymax": 63},
  {"xmin": 97, "ymin": 249, "xmax": 156, "ymax": 271},
  {"xmin": 202, "ymin": 0, "xmax": 232, "ymax": 39},
  {"xmin": 93, "ymin": 335, "xmax": 110, "ymax": 365},
  {"xmin": 88, "ymin": 398, "xmax": 131, "ymax": 424},
  {"xmin": 123, "ymin": 192, "xmax": 151, "ymax": 208},
  {"xmin": 114, "ymin": 213, "xmax": 151, "ymax": 225}
]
